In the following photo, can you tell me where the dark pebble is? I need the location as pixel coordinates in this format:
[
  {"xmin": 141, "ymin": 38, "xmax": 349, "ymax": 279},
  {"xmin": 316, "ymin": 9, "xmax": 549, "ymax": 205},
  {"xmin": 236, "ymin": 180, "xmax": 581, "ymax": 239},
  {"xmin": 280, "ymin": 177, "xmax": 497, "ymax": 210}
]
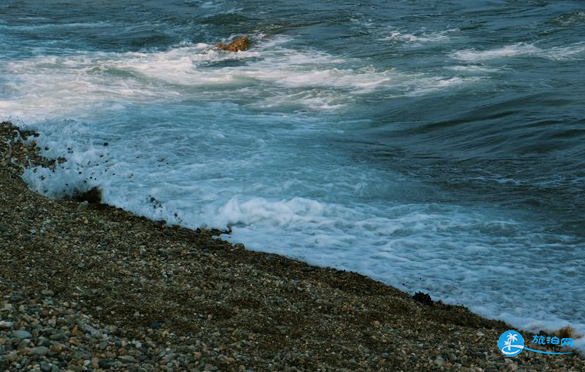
[
  {"xmin": 29, "ymin": 346, "xmax": 50, "ymax": 356},
  {"xmin": 14, "ymin": 330, "xmax": 33, "ymax": 340},
  {"xmin": 99, "ymin": 359, "xmax": 115, "ymax": 368},
  {"xmin": 50, "ymin": 332, "xmax": 68, "ymax": 341},
  {"xmin": 40, "ymin": 361, "xmax": 52, "ymax": 372},
  {"xmin": 149, "ymin": 322, "xmax": 162, "ymax": 330}
]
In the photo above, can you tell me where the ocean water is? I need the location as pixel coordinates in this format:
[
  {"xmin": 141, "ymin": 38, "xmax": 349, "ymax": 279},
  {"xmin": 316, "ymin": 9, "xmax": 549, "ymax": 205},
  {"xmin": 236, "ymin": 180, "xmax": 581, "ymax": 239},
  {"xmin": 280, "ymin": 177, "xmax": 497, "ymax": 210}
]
[{"xmin": 1, "ymin": 0, "xmax": 584, "ymax": 350}]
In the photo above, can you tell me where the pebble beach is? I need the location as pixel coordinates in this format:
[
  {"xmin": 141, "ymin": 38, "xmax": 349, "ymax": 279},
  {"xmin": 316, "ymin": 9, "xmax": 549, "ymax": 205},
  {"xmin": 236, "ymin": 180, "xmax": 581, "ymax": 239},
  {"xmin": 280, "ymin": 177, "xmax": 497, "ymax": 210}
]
[{"xmin": 1, "ymin": 120, "xmax": 583, "ymax": 371}]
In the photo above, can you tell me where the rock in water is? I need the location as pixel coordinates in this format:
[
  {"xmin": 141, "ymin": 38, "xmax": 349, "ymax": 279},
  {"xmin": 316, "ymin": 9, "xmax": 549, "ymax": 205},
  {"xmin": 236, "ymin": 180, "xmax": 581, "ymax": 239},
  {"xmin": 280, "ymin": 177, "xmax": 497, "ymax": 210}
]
[{"xmin": 216, "ymin": 36, "xmax": 250, "ymax": 52}]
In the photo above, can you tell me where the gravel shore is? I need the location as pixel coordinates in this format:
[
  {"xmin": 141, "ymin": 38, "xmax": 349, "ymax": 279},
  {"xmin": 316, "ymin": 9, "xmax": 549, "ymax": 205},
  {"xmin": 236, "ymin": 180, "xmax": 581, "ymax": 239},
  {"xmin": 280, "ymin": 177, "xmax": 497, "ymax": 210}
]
[{"xmin": 1, "ymin": 121, "xmax": 583, "ymax": 371}]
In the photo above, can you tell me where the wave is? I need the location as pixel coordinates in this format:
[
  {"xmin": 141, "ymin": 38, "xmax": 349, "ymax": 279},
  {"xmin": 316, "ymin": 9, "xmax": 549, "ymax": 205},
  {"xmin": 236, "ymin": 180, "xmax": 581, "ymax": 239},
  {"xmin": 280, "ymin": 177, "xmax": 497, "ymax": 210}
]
[
  {"xmin": 451, "ymin": 42, "xmax": 585, "ymax": 62},
  {"xmin": 1, "ymin": 32, "xmax": 488, "ymax": 123}
]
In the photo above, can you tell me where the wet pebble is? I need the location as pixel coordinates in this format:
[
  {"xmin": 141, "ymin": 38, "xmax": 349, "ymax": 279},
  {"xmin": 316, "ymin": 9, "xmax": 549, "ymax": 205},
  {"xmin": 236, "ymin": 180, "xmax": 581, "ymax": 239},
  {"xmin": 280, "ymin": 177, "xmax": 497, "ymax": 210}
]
[
  {"xmin": 41, "ymin": 289, "xmax": 55, "ymax": 297},
  {"xmin": 434, "ymin": 356, "xmax": 445, "ymax": 366},
  {"xmin": 14, "ymin": 330, "xmax": 33, "ymax": 340},
  {"xmin": 0, "ymin": 321, "xmax": 14, "ymax": 330},
  {"xmin": 29, "ymin": 346, "xmax": 50, "ymax": 356},
  {"xmin": 118, "ymin": 355, "xmax": 137, "ymax": 363},
  {"xmin": 39, "ymin": 361, "xmax": 53, "ymax": 372}
]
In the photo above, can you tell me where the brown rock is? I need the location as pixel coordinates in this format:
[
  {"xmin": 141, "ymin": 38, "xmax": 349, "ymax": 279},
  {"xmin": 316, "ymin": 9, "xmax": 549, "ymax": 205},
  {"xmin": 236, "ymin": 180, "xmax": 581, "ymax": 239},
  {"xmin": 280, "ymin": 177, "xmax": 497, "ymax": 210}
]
[
  {"xmin": 216, "ymin": 36, "xmax": 250, "ymax": 52},
  {"xmin": 51, "ymin": 344, "xmax": 63, "ymax": 353},
  {"xmin": 71, "ymin": 324, "xmax": 83, "ymax": 336}
]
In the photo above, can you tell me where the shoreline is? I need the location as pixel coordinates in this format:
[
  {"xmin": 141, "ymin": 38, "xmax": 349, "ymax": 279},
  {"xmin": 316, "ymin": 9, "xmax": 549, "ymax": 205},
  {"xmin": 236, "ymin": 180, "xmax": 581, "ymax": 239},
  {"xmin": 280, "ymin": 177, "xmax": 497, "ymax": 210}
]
[{"xmin": 1, "ymin": 121, "xmax": 582, "ymax": 371}]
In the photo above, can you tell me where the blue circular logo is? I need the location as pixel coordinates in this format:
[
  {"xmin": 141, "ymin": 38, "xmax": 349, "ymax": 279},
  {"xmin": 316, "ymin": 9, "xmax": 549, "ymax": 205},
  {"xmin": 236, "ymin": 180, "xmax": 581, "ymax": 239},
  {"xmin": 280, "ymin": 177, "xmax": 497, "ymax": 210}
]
[{"xmin": 498, "ymin": 330, "xmax": 524, "ymax": 357}]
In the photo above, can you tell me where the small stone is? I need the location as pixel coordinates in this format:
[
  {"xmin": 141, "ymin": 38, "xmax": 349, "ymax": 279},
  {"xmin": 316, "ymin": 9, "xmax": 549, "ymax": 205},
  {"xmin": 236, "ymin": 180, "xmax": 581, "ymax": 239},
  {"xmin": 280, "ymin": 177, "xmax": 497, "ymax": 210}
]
[
  {"xmin": 71, "ymin": 325, "xmax": 83, "ymax": 336},
  {"xmin": 77, "ymin": 201, "xmax": 89, "ymax": 212},
  {"xmin": 50, "ymin": 344, "xmax": 63, "ymax": 353},
  {"xmin": 149, "ymin": 322, "xmax": 162, "ymax": 330},
  {"xmin": 14, "ymin": 330, "xmax": 33, "ymax": 339},
  {"xmin": 29, "ymin": 346, "xmax": 50, "ymax": 356},
  {"xmin": 107, "ymin": 325, "xmax": 119, "ymax": 335},
  {"xmin": 98, "ymin": 359, "xmax": 114, "ymax": 369},
  {"xmin": 0, "ymin": 225, "xmax": 8, "ymax": 232},
  {"xmin": 0, "ymin": 321, "xmax": 14, "ymax": 329},
  {"xmin": 49, "ymin": 332, "xmax": 68, "ymax": 341},
  {"xmin": 118, "ymin": 355, "xmax": 136, "ymax": 363},
  {"xmin": 40, "ymin": 361, "xmax": 52, "ymax": 372},
  {"xmin": 434, "ymin": 356, "xmax": 445, "ymax": 366},
  {"xmin": 6, "ymin": 351, "xmax": 18, "ymax": 362},
  {"xmin": 204, "ymin": 364, "xmax": 218, "ymax": 372},
  {"xmin": 18, "ymin": 339, "xmax": 32, "ymax": 349},
  {"xmin": 41, "ymin": 289, "xmax": 55, "ymax": 297}
]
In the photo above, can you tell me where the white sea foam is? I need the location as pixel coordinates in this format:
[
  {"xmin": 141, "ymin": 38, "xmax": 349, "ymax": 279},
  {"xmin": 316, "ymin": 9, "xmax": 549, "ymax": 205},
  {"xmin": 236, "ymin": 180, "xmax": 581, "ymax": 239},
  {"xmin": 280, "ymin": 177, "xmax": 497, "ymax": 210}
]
[
  {"xmin": 452, "ymin": 42, "xmax": 585, "ymax": 62},
  {"xmin": 452, "ymin": 43, "xmax": 542, "ymax": 62},
  {"xmin": 401, "ymin": 76, "xmax": 481, "ymax": 97},
  {"xmin": 544, "ymin": 42, "xmax": 585, "ymax": 61},
  {"xmin": 382, "ymin": 28, "xmax": 458, "ymax": 45},
  {"xmin": 1, "ymin": 33, "xmax": 483, "ymax": 121},
  {"xmin": 447, "ymin": 65, "xmax": 501, "ymax": 74}
]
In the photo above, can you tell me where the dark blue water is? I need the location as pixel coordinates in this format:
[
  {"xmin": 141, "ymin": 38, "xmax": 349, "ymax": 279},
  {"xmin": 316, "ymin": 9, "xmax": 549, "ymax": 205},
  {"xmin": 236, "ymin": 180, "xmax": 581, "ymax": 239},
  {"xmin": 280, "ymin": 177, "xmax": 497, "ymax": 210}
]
[{"xmin": 1, "ymin": 0, "xmax": 584, "ymax": 349}]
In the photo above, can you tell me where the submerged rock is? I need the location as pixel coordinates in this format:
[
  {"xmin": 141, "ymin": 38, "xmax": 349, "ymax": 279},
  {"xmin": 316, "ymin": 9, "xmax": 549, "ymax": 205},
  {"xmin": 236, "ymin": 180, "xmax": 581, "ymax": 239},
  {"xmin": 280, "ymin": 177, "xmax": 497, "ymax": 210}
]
[{"xmin": 216, "ymin": 36, "xmax": 250, "ymax": 52}]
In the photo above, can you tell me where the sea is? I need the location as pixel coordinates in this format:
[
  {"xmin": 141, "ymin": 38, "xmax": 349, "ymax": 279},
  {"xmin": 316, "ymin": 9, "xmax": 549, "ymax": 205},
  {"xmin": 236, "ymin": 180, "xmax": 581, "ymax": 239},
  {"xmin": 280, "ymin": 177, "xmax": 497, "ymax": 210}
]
[{"xmin": 1, "ymin": 0, "xmax": 584, "ymax": 351}]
